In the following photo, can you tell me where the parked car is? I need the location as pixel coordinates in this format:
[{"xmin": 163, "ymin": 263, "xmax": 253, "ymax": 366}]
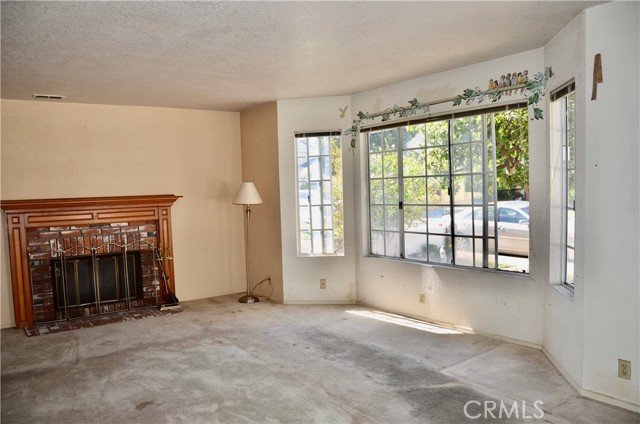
[{"xmin": 448, "ymin": 201, "xmax": 531, "ymax": 257}]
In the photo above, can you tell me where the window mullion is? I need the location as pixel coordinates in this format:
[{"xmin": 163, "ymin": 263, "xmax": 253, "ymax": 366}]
[
  {"xmin": 561, "ymin": 99, "xmax": 568, "ymax": 283},
  {"xmin": 490, "ymin": 114, "xmax": 499, "ymax": 269},
  {"xmin": 309, "ymin": 148, "xmax": 316, "ymax": 254},
  {"xmin": 482, "ymin": 115, "xmax": 490, "ymax": 269},
  {"xmin": 327, "ymin": 140, "xmax": 334, "ymax": 253},
  {"xmin": 323, "ymin": 152, "xmax": 327, "ymax": 254},
  {"xmin": 398, "ymin": 127, "xmax": 405, "ymax": 259},
  {"xmin": 446, "ymin": 120, "xmax": 456, "ymax": 265},
  {"xmin": 367, "ymin": 139, "xmax": 374, "ymax": 256},
  {"xmin": 305, "ymin": 140, "xmax": 312, "ymax": 254}
]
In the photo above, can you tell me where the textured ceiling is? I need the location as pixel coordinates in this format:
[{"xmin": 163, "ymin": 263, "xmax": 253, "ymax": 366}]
[{"xmin": 1, "ymin": 1, "xmax": 600, "ymax": 112}]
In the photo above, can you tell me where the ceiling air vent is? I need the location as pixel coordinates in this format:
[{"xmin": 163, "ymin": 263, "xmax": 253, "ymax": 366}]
[{"xmin": 32, "ymin": 94, "xmax": 65, "ymax": 101}]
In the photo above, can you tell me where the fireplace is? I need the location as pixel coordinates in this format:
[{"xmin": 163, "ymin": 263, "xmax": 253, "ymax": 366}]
[
  {"xmin": 52, "ymin": 252, "xmax": 142, "ymax": 310},
  {"xmin": 27, "ymin": 221, "xmax": 158, "ymax": 322},
  {"xmin": 1, "ymin": 195, "xmax": 181, "ymax": 329}
]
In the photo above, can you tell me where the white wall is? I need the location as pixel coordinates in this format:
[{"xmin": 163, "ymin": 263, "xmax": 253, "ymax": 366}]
[
  {"xmin": 581, "ymin": 1, "xmax": 639, "ymax": 409},
  {"xmin": 1, "ymin": 100, "xmax": 246, "ymax": 327},
  {"xmin": 543, "ymin": 9, "xmax": 586, "ymax": 391},
  {"xmin": 277, "ymin": 97, "xmax": 356, "ymax": 303},
  {"xmin": 351, "ymin": 50, "xmax": 547, "ymax": 345}
]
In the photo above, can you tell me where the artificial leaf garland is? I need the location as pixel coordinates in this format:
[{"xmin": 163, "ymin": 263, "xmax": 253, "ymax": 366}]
[{"xmin": 344, "ymin": 67, "xmax": 554, "ymax": 150}]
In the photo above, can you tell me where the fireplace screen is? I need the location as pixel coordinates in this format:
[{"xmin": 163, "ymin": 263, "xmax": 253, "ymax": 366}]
[{"xmin": 52, "ymin": 252, "xmax": 142, "ymax": 309}]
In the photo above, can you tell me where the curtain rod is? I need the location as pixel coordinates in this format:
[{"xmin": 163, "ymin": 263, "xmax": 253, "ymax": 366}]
[
  {"xmin": 360, "ymin": 83, "xmax": 529, "ymax": 122},
  {"xmin": 358, "ymin": 101, "xmax": 528, "ymax": 132}
]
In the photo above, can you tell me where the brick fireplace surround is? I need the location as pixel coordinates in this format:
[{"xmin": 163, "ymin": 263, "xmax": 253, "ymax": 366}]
[{"xmin": 1, "ymin": 195, "xmax": 181, "ymax": 329}]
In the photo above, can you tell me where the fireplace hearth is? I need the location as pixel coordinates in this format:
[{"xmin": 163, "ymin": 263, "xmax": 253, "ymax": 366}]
[{"xmin": 1, "ymin": 195, "xmax": 181, "ymax": 329}]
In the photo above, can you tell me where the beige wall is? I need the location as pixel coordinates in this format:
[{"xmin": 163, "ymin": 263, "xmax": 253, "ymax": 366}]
[
  {"xmin": 1, "ymin": 99, "xmax": 246, "ymax": 327},
  {"xmin": 239, "ymin": 102, "xmax": 283, "ymax": 302}
]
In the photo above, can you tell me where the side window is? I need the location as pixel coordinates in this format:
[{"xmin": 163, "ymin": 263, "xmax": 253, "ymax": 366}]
[
  {"xmin": 552, "ymin": 82, "xmax": 576, "ymax": 288},
  {"xmin": 563, "ymin": 92, "xmax": 576, "ymax": 287},
  {"xmin": 499, "ymin": 208, "xmax": 523, "ymax": 223},
  {"xmin": 295, "ymin": 132, "xmax": 344, "ymax": 256},
  {"xmin": 498, "ymin": 208, "xmax": 508, "ymax": 222}
]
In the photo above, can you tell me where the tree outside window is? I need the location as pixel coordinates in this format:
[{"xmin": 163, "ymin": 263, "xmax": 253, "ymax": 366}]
[{"xmin": 367, "ymin": 107, "xmax": 530, "ymax": 273}]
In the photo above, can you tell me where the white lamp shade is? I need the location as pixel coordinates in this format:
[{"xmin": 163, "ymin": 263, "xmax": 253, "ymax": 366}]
[{"xmin": 233, "ymin": 182, "xmax": 263, "ymax": 205}]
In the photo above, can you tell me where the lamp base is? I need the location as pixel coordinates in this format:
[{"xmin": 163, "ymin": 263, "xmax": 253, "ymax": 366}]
[{"xmin": 238, "ymin": 294, "xmax": 260, "ymax": 304}]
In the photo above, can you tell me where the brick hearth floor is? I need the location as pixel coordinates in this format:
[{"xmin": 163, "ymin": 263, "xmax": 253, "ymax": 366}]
[{"xmin": 23, "ymin": 306, "xmax": 182, "ymax": 337}]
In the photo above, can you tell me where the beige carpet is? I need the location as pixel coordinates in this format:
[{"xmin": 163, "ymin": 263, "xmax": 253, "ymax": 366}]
[{"xmin": 2, "ymin": 295, "xmax": 638, "ymax": 423}]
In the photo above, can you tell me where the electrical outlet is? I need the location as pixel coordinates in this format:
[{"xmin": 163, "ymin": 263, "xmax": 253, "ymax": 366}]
[
  {"xmin": 618, "ymin": 359, "xmax": 631, "ymax": 380},
  {"xmin": 419, "ymin": 292, "xmax": 425, "ymax": 303},
  {"xmin": 320, "ymin": 279, "xmax": 327, "ymax": 289}
]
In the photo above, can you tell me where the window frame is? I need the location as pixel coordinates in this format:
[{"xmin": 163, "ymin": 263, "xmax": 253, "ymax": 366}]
[
  {"xmin": 364, "ymin": 103, "xmax": 530, "ymax": 274},
  {"xmin": 552, "ymin": 82, "xmax": 576, "ymax": 289},
  {"xmin": 295, "ymin": 131, "xmax": 344, "ymax": 257}
]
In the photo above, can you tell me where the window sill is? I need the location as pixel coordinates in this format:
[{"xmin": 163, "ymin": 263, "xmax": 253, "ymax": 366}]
[
  {"xmin": 298, "ymin": 253, "xmax": 345, "ymax": 258},
  {"xmin": 365, "ymin": 254, "xmax": 531, "ymax": 280},
  {"xmin": 551, "ymin": 283, "xmax": 574, "ymax": 299}
]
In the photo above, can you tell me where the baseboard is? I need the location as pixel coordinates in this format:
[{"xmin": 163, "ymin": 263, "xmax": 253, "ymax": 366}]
[
  {"xmin": 355, "ymin": 300, "xmax": 543, "ymax": 350},
  {"xmin": 284, "ymin": 299, "xmax": 356, "ymax": 305},
  {"xmin": 355, "ymin": 302, "xmax": 639, "ymax": 413},
  {"xmin": 1, "ymin": 322, "xmax": 16, "ymax": 330},
  {"xmin": 542, "ymin": 347, "xmax": 640, "ymax": 413},
  {"xmin": 579, "ymin": 388, "xmax": 640, "ymax": 413},
  {"xmin": 353, "ymin": 301, "xmax": 639, "ymax": 413},
  {"xmin": 178, "ymin": 291, "xmax": 247, "ymax": 302},
  {"xmin": 541, "ymin": 346, "xmax": 583, "ymax": 394}
]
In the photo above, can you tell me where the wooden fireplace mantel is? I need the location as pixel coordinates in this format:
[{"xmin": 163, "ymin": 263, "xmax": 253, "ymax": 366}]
[{"xmin": 1, "ymin": 194, "xmax": 182, "ymax": 328}]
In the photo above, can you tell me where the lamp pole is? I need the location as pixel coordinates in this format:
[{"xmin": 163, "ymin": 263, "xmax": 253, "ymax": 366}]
[{"xmin": 239, "ymin": 204, "xmax": 258, "ymax": 303}]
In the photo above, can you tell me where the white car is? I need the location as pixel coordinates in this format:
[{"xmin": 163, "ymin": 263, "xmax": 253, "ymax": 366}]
[{"xmin": 451, "ymin": 201, "xmax": 530, "ymax": 257}]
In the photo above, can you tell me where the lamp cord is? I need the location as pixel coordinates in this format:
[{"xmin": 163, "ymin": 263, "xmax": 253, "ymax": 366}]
[{"xmin": 251, "ymin": 277, "xmax": 273, "ymax": 299}]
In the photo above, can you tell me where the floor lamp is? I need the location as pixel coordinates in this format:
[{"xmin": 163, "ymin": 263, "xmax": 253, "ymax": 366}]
[{"xmin": 233, "ymin": 182, "xmax": 263, "ymax": 303}]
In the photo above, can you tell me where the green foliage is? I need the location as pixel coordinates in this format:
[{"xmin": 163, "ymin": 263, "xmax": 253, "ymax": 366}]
[
  {"xmin": 330, "ymin": 136, "xmax": 344, "ymax": 252},
  {"xmin": 367, "ymin": 110, "xmax": 529, "ymax": 234},
  {"xmin": 368, "ymin": 124, "xmax": 451, "ymax": 231},
  {"xmin": 453, "ymin": 87, "xmax": 500, "ymax": 106},
  {"xmin": 533, "ymin": 107, "xmax": 543, "ymax": 120},
  {"xmin": 345, "ymin": 67, "xmax": 553, "ymax": 149},
  {"xmin": 493, "ymin": 109, "xmax": 529, "ymax": 195},
  {"xmin": 345, "ymin": 98, "xmax": 430, "ymax": 150}
]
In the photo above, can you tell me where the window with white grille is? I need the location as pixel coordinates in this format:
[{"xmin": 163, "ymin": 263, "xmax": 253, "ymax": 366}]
[{"xmin": 295, "ymin": 132, "xmax": 344, "ymax": 256}]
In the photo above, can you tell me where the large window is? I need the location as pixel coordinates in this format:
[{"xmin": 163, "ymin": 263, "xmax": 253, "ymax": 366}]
[
  {"xmin": 554, "ymin": 85, "xmax": 576, "ymax": 287},
  {"xmin": 367, "ymin": 107, "xmax": 530, "ymax": 273},
  {"xmin": 296, "ymin": 132, "xmax": 344, "ymax": 256}
]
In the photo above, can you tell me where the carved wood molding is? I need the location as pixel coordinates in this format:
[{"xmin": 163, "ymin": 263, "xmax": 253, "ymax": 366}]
[{"xmin": 1, "ymin": 195, "xmax": 182, "ymax": 329}]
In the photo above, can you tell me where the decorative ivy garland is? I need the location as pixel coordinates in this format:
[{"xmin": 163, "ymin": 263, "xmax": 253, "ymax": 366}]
[{"xmin": 344, "ymin": 67, "xmax": 554, "ymax": 150}]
